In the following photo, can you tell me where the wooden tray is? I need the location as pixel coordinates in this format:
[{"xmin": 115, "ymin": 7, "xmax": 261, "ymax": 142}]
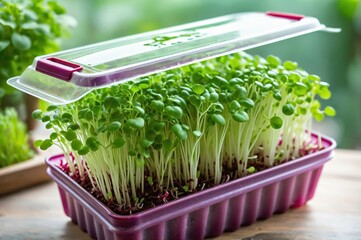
[{"xmin": 0, "ymin": 151, "xmax": 51, "ymax": 196}]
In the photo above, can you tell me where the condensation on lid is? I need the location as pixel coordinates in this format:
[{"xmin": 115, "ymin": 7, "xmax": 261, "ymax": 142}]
[{"xmin": 71, "ymin": 14, "xmax": 288, "ymax": 68}]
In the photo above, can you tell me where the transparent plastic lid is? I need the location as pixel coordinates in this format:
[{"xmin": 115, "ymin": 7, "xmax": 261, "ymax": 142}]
[{"xmin": 7, "ymin": 11, "xmax": 339, "ymax": 104}]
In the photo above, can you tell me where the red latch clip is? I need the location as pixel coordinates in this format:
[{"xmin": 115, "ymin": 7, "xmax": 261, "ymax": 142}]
[
  {"xmin": 36, "ymin": 57, "xmax": 83, "ymax": 81},
  {"xmin": 266, "ymin": 11, "xmax": 304, "ymax": 21}
]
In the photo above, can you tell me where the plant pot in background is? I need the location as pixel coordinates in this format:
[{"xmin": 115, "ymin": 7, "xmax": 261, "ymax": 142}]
[{"xmin": 46, "ymin": 133, "xmax": 336, "ymax": 240}]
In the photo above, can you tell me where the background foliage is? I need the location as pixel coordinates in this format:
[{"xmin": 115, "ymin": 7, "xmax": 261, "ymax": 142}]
[
  {"xmin": 0, "ymin": 0, "xmax": 74, "ymax": 165},
  {"xmin": 0, "ymin": 108, "xmax": 33, "ymax": 167},
  {"xmin": 0, "ymin": 0, "xmax": 75, "ymax": 103}
]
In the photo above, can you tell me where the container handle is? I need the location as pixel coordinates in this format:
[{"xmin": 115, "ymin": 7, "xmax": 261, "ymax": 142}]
[{"xmin": 36, "ymin": 57, "xmax": 83, "ymax": 81}]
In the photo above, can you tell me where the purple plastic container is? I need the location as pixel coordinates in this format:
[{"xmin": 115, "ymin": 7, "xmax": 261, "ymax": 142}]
[{"xmin": 46, "ymin": 133, "xmax": 336, "ymax": 240}]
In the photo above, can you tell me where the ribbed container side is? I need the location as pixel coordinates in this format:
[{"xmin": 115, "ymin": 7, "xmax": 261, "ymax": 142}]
[
  {"xmin": 84, "ymin": 211, "xmax": 96, "ymax": 239},
  {"xmin": 144, "ymin": 221, "xmax": 165, "ymax": 240},
  {"xmin": 258, "ymin": 182, "xmax": 279, "ymax": 220},
  {"xmin": 186, "ymin": 207, "xmax": 209, "ymax": 239},
  {"xmin": 165, "ymin": 214, "xmax": 187, "ymax": 240},
  {"xmin": 47, "ymin": 133, "xmax": 335, "ymax": 240},
  {"xmin": 57, "ymin": 165, "xmax": 325, "ymax": 240},
  {"xmin": 224, "ymin": 194, "xmax": 246, "ymax": 231},
  {"xmin": 60, "ymin": 166, "xmax": 325, "ymax": 240},
  {"xmin": 94, "ymin": 219, "xmax": 106, "ymax": 240}
]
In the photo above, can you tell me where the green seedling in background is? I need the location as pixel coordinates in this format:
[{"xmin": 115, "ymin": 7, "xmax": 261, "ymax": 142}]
[{"xmin": 0, "ymin": 108, "xmax": 34, "ymax": 167}]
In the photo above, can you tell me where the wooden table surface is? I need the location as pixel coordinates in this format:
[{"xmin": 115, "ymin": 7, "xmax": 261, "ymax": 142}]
[{"xmin": 0, "ymin": 149, "xmax": 360, "ymax": 240}]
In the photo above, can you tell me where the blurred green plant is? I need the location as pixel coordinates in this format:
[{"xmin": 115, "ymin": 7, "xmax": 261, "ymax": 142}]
[
  {"xmin": 0, "ymin": 0, "xmax": 76, "ymax": 100},
  {"xmin": 0, "ymin": 108, "xmax": 34, "ymax": 168},
  {"xmin": 338, "ymin": 0, "xmax": 360, "ymax": 19}
]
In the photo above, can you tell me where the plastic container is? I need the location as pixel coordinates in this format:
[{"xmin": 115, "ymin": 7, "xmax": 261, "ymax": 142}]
[
  {"xmin": 7, "ymin": 12, "xmax": 338, "ymax": 105},
  {"xmin": 9, "ymin": 10, "xmax": 338, "ymax": 240},
  {"xmin": 46, "ymin": 133, "xmax": 336, "ymax": 240}
]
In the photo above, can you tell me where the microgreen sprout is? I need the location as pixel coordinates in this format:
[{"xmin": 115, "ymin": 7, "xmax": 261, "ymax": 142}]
[{"xmin": 35, "ymin": 52, "xmax": 334, "ymax": 210}]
